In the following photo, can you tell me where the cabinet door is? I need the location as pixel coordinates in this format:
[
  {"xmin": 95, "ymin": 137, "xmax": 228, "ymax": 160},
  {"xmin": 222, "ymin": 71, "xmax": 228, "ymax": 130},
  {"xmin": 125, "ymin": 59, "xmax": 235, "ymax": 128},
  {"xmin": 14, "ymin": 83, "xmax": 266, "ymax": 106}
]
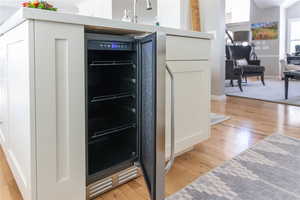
[
  {"xmin": 165, "ymin": 61, "xmax": 211, "ymax": 157},
  {"xmin": 139, "ymin": 33, "xmax": 166, "ymax": 200},
  {"xmin": 34, "ymin": 21, "xmax": 85, "ymax": 200}
]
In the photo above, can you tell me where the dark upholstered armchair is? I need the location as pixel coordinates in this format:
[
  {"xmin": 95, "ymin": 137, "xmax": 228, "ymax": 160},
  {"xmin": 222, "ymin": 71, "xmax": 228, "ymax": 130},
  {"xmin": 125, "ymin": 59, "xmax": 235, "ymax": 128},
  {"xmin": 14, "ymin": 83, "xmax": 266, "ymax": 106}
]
[
  {"xmin": 225, "ymin": 46, "xmax": 243, "ymax": 91},
  {"xmin": 227, "ymin": 45, "xmax": 265, "ymax": 86},
  {"xmin": 226, "ymin": 60, "xmax": 243, "ymax": 92}
]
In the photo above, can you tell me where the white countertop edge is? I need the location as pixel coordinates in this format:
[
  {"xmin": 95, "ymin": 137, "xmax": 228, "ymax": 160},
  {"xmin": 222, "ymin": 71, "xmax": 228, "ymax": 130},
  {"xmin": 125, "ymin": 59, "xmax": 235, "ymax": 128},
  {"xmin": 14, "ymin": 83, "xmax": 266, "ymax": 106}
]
[
  {"xmin": 0, "ymin": 9, "xmax": 25, "ymax": 36},
  {"xmin": 0, "ymin": 8, "xmax": 213, "ymax": 40}
]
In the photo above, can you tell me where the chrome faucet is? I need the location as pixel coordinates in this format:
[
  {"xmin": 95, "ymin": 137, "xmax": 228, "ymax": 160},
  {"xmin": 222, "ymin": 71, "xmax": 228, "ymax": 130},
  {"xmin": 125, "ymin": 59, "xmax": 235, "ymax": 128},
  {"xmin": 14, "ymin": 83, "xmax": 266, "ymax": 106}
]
[{"xmin": 132, "ymin": 0, "xmax": 152, "ymax": 24}]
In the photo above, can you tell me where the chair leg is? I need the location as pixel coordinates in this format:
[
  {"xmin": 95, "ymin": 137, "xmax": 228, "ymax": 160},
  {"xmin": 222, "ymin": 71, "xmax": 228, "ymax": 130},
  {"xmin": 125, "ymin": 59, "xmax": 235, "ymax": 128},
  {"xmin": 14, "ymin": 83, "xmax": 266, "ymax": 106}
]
[
  {"xmin": 285, "ymin": 76, "xmax": 289, "ymax": 99},
  {"xmin": 238, "ymin": 78, "xmax": 243, "ymax": 92},
  {"xmin": 261, "ymin": 74, "xmax": 265, "ymax": 86},
  {"xmin": 230, "ymin": 80, "xmax": 234, "ymax": 87},
  {"xmin": 245, "ymin": 76, "xmax": 247, "ymax": 83}
]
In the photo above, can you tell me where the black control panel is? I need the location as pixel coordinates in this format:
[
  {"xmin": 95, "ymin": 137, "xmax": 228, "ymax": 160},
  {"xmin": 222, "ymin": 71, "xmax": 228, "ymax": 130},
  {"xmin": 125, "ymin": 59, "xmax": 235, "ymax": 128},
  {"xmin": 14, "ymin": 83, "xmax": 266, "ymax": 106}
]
[{"xmin": 87, "ymin": 40, "xmax": 133, "ymax": 51}]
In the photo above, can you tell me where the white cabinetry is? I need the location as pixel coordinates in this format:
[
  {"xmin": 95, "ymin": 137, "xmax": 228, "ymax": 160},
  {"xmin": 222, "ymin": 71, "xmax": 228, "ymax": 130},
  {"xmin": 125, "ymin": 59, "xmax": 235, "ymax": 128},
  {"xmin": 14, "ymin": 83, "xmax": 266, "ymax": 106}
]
[
  {"xmin": 0, "ymin": 21, "xmax": 35, "ymax": 200},
  {"xmin": 0, "ymin": 33, "xmax": 6, "ymax": 144},
  {"xmin": 166, "ymin": 36, "xmax": 211, "ymax": 60},
  {"xmin": 165, "ymin": 36, "xmax": 211, "ymax": 157},
  {"xmin": 0, "ymin": 20, "xmax": 85, "ymax": 200},
  {"xmin": 34, "ymin": 21, "xmax": 86, "ymax": 200}
]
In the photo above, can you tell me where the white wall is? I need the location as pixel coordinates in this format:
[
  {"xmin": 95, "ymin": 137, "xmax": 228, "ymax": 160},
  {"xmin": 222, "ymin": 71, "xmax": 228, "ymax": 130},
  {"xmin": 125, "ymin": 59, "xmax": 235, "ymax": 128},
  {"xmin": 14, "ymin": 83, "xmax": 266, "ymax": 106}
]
[
  {"xmin": 77, "ymin": 0, "xmax": 112, "ymax": 18},
  {"xmin": 226, "ymin": 0, "xmax": 251, "ymax": 24},
  {"xmin": 158, "ymin": 0, "xmax": 181, "ymax": 28},
  {"xmin": 286, "ymin": 1, "xmax": 300, "ymax": 19},
  {"xmin": 200, "ymin": 0, "xmax": 226, "ymax": 96},
  {"xmin": 180, "ymin": 0, "xmax": 192, "ymax": 30},
  {"xmin": 112, "ymin": 0, "xmax": 157, "ymax": 24},
  {"xmin": 157, "ymin": 0, "xmax": 191, "ymax": 30},
  {"xmin": 279, "ymin": 5, "xmax": 286, "ymax": 59}
]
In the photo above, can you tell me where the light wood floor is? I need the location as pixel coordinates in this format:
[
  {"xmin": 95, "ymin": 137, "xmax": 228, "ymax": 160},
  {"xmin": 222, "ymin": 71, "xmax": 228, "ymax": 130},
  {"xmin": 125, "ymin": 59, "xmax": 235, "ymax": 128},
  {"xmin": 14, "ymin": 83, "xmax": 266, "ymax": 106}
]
[{"xmin": 1, "ymin": 96, "xmax": 300, "ymax": 200}]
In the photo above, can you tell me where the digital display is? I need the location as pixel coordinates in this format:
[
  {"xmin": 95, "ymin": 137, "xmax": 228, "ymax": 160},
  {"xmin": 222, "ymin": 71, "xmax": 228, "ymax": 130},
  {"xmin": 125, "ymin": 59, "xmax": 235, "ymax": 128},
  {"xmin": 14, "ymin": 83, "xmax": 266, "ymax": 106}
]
[
  {"xmin": 111, "ymin": 43, "xmax": 118, "ymax": 49},
  {"xmin": 96, "ymin": 41, "xmax": 129, "ymax": 50},
  {"xmin": 88, "ymin": 40, "xmax": 131, "ymax": 50}
]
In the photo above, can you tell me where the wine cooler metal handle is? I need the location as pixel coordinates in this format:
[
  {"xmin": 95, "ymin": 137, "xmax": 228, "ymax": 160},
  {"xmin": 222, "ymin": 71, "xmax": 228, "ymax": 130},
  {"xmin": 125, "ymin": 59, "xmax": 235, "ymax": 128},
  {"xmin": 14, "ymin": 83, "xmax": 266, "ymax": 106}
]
[{"xmin": 165, "ymin": 64, "xmax": 175, "ymax": 174}]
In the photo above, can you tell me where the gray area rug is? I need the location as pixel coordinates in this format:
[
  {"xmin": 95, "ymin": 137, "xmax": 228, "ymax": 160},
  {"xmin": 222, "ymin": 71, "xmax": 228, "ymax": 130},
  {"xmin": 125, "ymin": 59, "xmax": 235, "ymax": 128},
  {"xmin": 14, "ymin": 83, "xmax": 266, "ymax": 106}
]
[
  {"xmin": 211, "ymin": 113, "xmax": 230, "ymax": 125},
  {"xmin": 167, "ymin": 134, "xmax": 300, "ymax": 200},
  {"xmin": 225, "ymin": 79, "xmax": 300, "ymax": 106}
]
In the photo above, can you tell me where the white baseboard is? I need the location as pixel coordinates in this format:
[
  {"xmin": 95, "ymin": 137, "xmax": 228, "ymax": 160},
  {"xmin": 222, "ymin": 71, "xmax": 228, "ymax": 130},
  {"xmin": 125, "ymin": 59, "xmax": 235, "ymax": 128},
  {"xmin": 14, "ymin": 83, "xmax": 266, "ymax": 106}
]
[{"xmin": 211, "ymin": 95, "xmax": 227, "ymax": 101}]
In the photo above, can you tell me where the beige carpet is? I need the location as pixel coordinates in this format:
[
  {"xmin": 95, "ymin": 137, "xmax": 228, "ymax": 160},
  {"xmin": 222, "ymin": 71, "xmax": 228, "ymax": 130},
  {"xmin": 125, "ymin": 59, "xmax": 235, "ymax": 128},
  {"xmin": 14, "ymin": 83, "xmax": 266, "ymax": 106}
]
[{"xmin": 225, "ymin": 79, "xmax": 300, "ymax": 106}]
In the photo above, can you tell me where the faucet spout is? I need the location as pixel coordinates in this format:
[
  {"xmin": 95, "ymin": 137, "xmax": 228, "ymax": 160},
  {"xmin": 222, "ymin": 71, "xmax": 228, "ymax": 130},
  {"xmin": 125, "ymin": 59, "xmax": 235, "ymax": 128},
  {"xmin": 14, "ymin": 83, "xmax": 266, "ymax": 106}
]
[
  {"xmin": 146, "ymin": 0, "xmax": 152, "ymax": 10},
  {"xmin": 132, "ymin": 0, "xmax": 152, "ymax": 24}
]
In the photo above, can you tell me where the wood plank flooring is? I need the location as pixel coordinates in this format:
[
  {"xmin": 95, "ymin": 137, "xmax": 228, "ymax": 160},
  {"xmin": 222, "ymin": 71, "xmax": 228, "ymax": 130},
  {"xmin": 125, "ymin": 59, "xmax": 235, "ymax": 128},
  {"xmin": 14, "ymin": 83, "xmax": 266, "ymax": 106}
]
[{"xmin": 1, "ymin": 96, "xmax": 300, "ymax": 200}]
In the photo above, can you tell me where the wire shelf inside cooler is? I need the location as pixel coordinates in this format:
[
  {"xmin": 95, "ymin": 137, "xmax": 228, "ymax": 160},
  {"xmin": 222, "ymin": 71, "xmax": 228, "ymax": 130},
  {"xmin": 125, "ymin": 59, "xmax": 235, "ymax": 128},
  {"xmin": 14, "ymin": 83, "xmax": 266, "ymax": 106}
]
[
  {"xmin": 89, "ymin": 60, "xmax": 134, "ymax": 67},
  {"xmin": 88, "ymin": 94, "xmax": 136, "ymax": 141},
  {"xmin": 88, "ymin": 117, "xmax": 136, "ymax": 141},
  {"xmin": 88, "ymin": 63, "xmax": 136, "ymax": 101},
  {"xmin": 89, "ymin": 92, "xmax": 135, "ymax": 103}
]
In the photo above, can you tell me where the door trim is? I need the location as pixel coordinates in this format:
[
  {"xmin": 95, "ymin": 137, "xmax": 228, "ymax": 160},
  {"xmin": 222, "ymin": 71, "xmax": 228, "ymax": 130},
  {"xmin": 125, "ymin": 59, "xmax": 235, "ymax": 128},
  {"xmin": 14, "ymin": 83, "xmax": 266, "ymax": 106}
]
[{"xmin": 154, "ymin": 32, "xmax": 166, "ymax": 200}]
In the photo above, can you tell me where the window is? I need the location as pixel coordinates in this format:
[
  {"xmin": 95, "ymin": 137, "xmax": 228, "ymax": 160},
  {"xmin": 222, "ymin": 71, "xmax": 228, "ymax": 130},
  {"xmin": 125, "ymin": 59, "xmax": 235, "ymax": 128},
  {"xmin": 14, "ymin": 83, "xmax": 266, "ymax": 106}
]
[
  {"xmin": 226, "ymin": 0, "xmax": 250, "ymax": 24},
  {"xmin": 288, "ymin": 19, "xmax": 300, "ymax": 54}
]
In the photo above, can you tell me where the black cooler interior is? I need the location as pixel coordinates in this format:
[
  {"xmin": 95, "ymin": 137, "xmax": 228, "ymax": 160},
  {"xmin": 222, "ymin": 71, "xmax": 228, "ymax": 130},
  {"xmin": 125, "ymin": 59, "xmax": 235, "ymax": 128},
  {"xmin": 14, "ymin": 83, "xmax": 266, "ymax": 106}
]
[
  {"xmin": 88, "ymin": 128, "xmax": 138, "ymax": 178},
  {"xmin": 87, "ymin": 45, "xmax": 139, "ymax": 182}
]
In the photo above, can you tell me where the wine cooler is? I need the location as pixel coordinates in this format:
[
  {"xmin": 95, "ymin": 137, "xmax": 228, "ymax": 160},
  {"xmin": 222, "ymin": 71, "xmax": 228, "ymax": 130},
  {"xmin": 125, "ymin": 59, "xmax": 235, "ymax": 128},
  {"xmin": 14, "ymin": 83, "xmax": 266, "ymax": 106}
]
[{"xmin": 85, "ymin": 33, "xmax": 166, "ymax": 200}]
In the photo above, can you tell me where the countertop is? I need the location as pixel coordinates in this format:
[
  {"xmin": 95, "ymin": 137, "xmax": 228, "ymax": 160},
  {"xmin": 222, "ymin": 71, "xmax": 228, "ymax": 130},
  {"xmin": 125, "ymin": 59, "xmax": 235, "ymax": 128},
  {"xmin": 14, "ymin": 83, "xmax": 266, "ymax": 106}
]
[{"xmin": 0, "ymin": 8, "xmax": 213, "ymax": 39}]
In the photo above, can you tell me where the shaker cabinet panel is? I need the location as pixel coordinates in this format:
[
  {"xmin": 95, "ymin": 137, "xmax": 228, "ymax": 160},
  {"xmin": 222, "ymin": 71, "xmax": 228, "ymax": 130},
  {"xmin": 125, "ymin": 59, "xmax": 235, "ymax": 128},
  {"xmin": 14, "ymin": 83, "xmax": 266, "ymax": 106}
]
[
  {"xmin": 34, "ymin": 21, "xmax": 86, "ymax": 200},
  {"xmin": 165, "ymin": 61, "xmax": 211, "ymax": 158}
]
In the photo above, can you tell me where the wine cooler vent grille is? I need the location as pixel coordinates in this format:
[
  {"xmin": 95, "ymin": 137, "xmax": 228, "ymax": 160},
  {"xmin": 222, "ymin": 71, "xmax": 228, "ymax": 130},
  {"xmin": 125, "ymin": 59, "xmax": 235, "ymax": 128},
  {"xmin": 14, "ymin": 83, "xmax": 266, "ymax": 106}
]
[{"xmin": 87, "ymin": 166, "xmax": 140, "ymax": 199}]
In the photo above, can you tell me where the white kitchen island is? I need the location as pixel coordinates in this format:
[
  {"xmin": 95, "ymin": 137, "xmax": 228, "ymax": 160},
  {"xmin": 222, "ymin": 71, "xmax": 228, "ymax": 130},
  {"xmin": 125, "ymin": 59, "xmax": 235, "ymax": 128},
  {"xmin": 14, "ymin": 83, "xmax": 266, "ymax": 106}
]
[{"xmin": 0, "ymin": 8, "xmax": 212, "ymax": 200}]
